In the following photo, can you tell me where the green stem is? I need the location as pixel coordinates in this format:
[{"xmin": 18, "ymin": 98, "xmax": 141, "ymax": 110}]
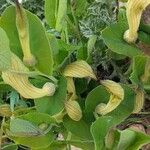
[
  {"xmin": 116, "ymin": 0, "xmax": 119, "ymax": 21},
  {"xmin": 53, "ymin": 139, "xmax": 94, "ymax": 145},
  {"xmin": 70, "ymin": 0, "xmax": 81, "ymax": 41}
]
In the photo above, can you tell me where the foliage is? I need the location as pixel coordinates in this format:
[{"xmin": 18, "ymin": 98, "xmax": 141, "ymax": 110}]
[{"xmin": 0, "ymin": 0, "xmax": 150, "ymax": 150}]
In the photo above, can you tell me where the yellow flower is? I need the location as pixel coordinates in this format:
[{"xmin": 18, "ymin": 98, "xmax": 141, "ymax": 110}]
[
  {"xmin": 2, "ymin": 53, "xmax": 56, "ymax": 99},
  {"xmin": 66, "ymin": 77, "xmax": 78, "ymax": 101},
  {"xmin": 100, "ymin": 80, "xmax": 124, "ymax": 99},
  {"xmin": 124, "ymin": 0, "xmax": 150, "ymax": 43},
  {"xmin": 95, "ymin": 95, "xmax": 122, "ymax": 115},
  {"xmin": 63, "ymin": 60, "xmax": 96, "ymax": 101},
  {"xmin": 96, "ymin": 80, "xmax": 124, "ymax": 115},
  {"xmin": 65, "ymin": 100, "xmax": 82, "ymax": 121},
  {"xmin": 16, "ymin": 2, "xmax": 36, "ymax": 66},
  {"xmin": 63, "ymin": 60, "xmax": 97, "ymax": 80}
]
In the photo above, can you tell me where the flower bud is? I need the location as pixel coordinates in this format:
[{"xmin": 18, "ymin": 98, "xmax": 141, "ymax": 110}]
[
  {"xmin": 65, "ymin": 101, "xmax": 82, "ymax": 121},
  {"xmin": 124, "ymin": 0, "xmax": 150, "ymax": 43}
]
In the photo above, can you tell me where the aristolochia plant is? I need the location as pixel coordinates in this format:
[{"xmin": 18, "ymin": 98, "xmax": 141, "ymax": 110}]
[{"xmin": 0, "ymin": 0, "xmax": 150, "ymax": 149}]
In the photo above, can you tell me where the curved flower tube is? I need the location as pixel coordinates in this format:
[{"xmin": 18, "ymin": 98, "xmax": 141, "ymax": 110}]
[
  {"xmin": 124, "ymin": 0, "xmax": 150, "ymax": 43},
  {"xmin": 66, "ymin": 77, "xmax": 78, "ymax": 101},
  {"xmin": 100, "ymin": 80, "xmax": 124, "ymax": 99},
  {"xmin": 63, "ymin": 60, "xmax": 97, "ymax": 80},
  {"xmin": 2, "ymin": 53, "xmax": 56, "ymax": 99},
  {"xmin": 63, "ymin": 60, "xmax": 96, "ymax": 101},
  {"xmin": 65, "ymin": 100, "xmax": 82, "ymax": 121},
  {"xmin": 16, "ymin": 1, "xmax": 36, "ymax": 66},
  {"xmin": 95, "ymin": 95, "xmax": 122, "ymax": 115},
  {"xmin": 96, "ymin": 80, "xmax": 124, "ymax": 115}
]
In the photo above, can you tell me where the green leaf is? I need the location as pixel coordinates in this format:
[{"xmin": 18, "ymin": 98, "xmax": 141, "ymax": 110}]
[
  {"xmin": 45, "ymin": 0, "xmax": 57, "ymax": 28},
  {"xmin": 85, "ymin": 85, "xmax": 135, "ymax": 123},
  {"xmin": 0, "ymin": 27, "xmax": 11, "ymax": 71},
  {"xmin": 74, "ymin": 0, "xmax": 88, "ymax": 17},
  {"xmin": 0, "ymin": 6, "xmax": 53, "ymax": 75},
  {"xmin": 55, "ymin": 0, "xmax": 67, "ymax": 32},
  {"xmin": 45, "ymin": 0, "xmax": 67, "ymax": 32},
  {"xmin": 63, "ymin": 116, "xmax": 93, "ymax": 140},
  {"xmin": 34, "ymin": 77, "xmax": 67, "ymax": 116},
  {"xmin": 0, "ymin": 83, "xmax": 12, "ymax": 93},
  {"xmin": 138, "ymin": 31, "xmax": 150, "ymax": 45},
  {"xmin": 2, "ymin": 144, "xmax": 18, "ymax": 150},
  {"xmin": 130, "ymin": 55, "xmax": 148, "ymax": 85},
  {"xmin": 53, "ymin": 39, "xmax": 80, "ymax": 69},
  {"xmin": 87, "ymin": 35, "xmax": 97, "ymax": 63},
  {"xmin": 69, "ymin": 134, "xmax": 94, "ymax": 150},
  {"xmin": 9, "ymin": 118, "xmax": 43, "ymax": 136},
  {"xmin": 43, "ymin": 142, "xmax": 67, "ymax": 150},
  {"xmin": 84, "ymin": 86, "xmax": 110, "ymax": 122},
  {"xmin": 117, "ymin": 129, "xmax": 150, "ymax": 150},
  {"xmin": 19, "ymin": 112, "xmax": 56, "ymax": 124},
  {"xmin": 86, "ymin": 84, "xmax": 135, "ymax": 150},
  {"xmin": 102, "ymin": 21, "xmax": 142, "ymax": 57},
  {"xmin": 91, "ymin": 116, "xmax": 115, "ymax": 150},
  {"xmin": 140, "ymin": 21, "xmax": 150, "ymax": 34},
  {"xmin": 5, "ymin": 112, "xmax": 55, "ymax": 149},
  {"xmin": 9, "ymin": 91, "xmax": 19, "ymax": 112}
]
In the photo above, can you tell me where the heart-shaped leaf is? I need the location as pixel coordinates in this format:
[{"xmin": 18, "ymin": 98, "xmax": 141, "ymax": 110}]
[
  {"xmin": 63, "ymin": 116, "xmax": 92, "ymax": 140},
  {"xmin": 0, "ymin": 6, "xmax": 53, "ymax": 75},
  {"xmin": 5, "ymin": 112, "xmax": 56, "ymax": 149},
  {"xmin": 117, "ymin": 129, "xmax": 150, "ymax": 150},
  {"xmin": 0, "ymin": 27, "xmax": 11, "ymax": 71}
]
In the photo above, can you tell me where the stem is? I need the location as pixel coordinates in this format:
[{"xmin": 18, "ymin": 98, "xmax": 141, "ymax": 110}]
[
  {"xmin": 70, "ymin": 0, "xmax": 81, "ymax": 41},
  {"xmin": 66, "ymin": 16, "xmax": 81, "ymax": 41},
  {"xmin": 65, "ymin": 24, "xmax": 69, "ymax": 44},
  {"xmin": 116, "ymin": 0, "xmax": 119, "ymax": 21},
  {"xmin": 53, "ymin": 139, "xmax": 94, "ymax": 145},
  {"xmin": 66, "ymin": 132, "xmax": 72, "ymax": 150}
]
